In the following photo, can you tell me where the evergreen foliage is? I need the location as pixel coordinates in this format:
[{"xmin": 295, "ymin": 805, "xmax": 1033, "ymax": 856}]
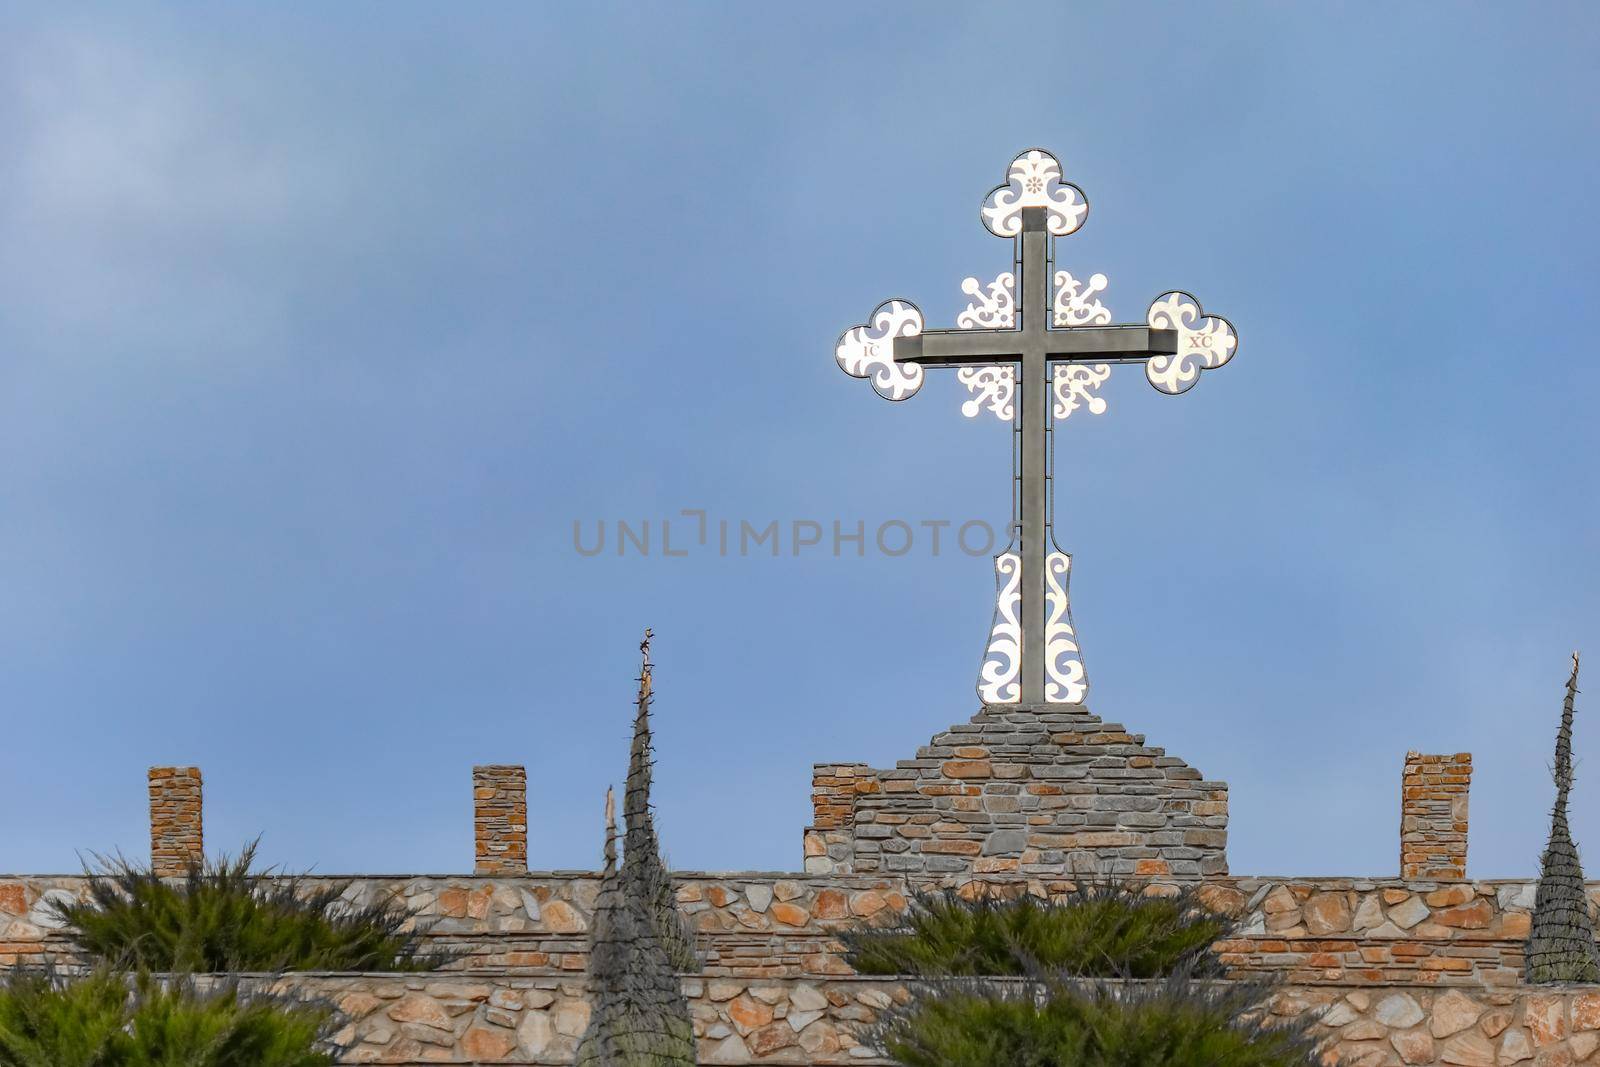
[
  {"xmin": 0, "ymin": 966, "xmax": 335, "ymax": 1067},
  {"xmin": 51, "ymin": 843, "xmax": 443, "ymax": 974},
  {"xmin": 848, "ymin": 881, "xmax": 1322, "ymax": 1065},
  {"xmin": 1527, "ymin": 652, "xmax": 1600, "ymax": 983},
  {"xmin": 869, "ymin": 971, "xmax": 1324, "ymax": 1067},
  {"xmin": 573, "ymin": 632, "xmax": 696, "ymax": 1066},
  {"xmin": 843, "ymin": 882, "xmax": 1229, "ymax": 979}
]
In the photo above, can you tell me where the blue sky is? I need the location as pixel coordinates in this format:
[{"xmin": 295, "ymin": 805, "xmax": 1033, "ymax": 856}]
[{"xmin": 1, "ymin": 3, "xmax": 1597, "ymax": 879}]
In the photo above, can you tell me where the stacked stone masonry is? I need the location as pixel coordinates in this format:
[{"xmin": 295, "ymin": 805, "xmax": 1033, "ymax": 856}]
[
  {"xmin": 1402, "ymin": 752, "xmax": 1472, "ymax": 881},
  {"xmin": 474, "ymin": 765, "xmax": 529, "ymax": 875},
  {"xmin": 806, "ymin": 704, "xmax": 1228, "ymax": 879},
  {"xmin": 147, "ymin": 766, "xmax": 202, "ymax": 877}
]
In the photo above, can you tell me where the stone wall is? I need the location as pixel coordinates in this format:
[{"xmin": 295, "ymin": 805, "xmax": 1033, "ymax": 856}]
[
  {"xmin": 805, "ymin": 704, "xmax": 1228, "ymax": 879},
  {"xmin": 0, "ymin": 871, "xmax": 1555, "ymax": 988},
  {"xmin": 1256, "ymin": 984, "xmax": 1600, "ymax": 1067},
  {"xmin": 179, "ymin": 973, "xmax": 1600, "ymax": 1065},
  {"xmin": 6, "ymin": 715, "xmax": 1585, "ymax": 1064},
  {"xmin": 262, "ymin": 973, "xmax": 896, "ymax": 1064}
]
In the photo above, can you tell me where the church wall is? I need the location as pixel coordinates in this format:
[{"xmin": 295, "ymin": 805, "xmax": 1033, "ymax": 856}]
[{"xmin": 0, "ymin": 737, "xmax": 1586, "ymax": 1064}]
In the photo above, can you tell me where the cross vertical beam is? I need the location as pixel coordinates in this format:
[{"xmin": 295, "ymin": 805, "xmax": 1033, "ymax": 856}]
[
  {"xmin": 887, "ymin": 209, "xmax": 1182, "ymax": 704},
  {"xmin": 1018, "ymin": 207, "xmax": 1049, "ymax": 703}
]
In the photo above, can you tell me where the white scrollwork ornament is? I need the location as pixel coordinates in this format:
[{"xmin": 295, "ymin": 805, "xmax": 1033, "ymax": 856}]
[
  {"xmin": 977, "ymin": 552, "xmax": 1021, "ymax": 705},
  {"xmin": 836, "ymin": 300, "xmax": 925, "ymax": 401},
  {"xmin": 1045, "ymin": 552, "xmax": 1088, "ymax": 704},
  {"xmin": 1144, "ymin": 291, "xmax": 1238, "ymax": 395},
  {"xmin": 955, "ymin": 272, "xmax": 1016, "ymax": 420},
  {"xmin": 1050, "ymin": 269, "xmax": 1113, "ymax": 419},
  {"xmin": 1053, "ymin": 271, "xmax": 1111, "ymax": 327},
  {"xmin": 957, "ymin": 272, "xmax": 1016, "ymax": 330},
  {"xmin": 982, "ymin": 149, "xmax": 1089, "ymax": 239},
  {"xmin": 957, "ymin": 367, "xmax": 1015, "ymax": 420},
  {"xmin": 1053, "ymin": 364, "xmax": 1111, "ymax": 419}
]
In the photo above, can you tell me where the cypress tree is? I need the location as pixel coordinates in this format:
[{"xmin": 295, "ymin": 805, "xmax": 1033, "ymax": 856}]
[
  {"xmin": 573, "ymin": 632, "xmax": 696, "ymax": 1066},
  {"xmin": 622, "ymin": 631, "xmax": 699, "ymax": 972},
  {"xmin": 1526, "ymin": 652, "xmax": 1600, "ymax": 983}
]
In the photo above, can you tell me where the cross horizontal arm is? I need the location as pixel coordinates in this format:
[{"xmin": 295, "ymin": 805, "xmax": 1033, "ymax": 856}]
[
  {"xmin": 1047, "ymin": 326, "xmax": 1177, "ymax": 358},
  {"xmin": 894, "ymin": 326, "xmax": 1177, "ymax": 367},
  {"xmin": 893, "ymin": 329, "xmax": 1020, "ymax": 366}
]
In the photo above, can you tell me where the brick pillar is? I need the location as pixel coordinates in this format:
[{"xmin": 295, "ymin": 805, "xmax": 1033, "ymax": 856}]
[
  {"xmin": 473, "ymin": 765, "xmax": 528, "ymax": 874},
  {"xmin": 148, "ymin": 767, "xmax": 203, "ymax": 876},
  {"xmin": 804, "ymin": 763, "xmax": 877, "ymax": 875},
  {"xmin": 811, "ymin": 762, "xmax": 872, "ymax": 831},
  {"xmin": 1401, "ymin": 751, "xmax": 1472, "ymax": 880}
]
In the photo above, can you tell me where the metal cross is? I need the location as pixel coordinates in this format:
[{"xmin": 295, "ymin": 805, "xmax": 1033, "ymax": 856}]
[{"xmin": 836, "ymin": 149, "xmax": 1238, "ymax": 707}]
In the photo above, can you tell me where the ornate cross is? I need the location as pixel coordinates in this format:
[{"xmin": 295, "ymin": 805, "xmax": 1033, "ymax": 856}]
[{"xmin": 836, "ymin": 149, "xmax": 1237, "ymax": 706}]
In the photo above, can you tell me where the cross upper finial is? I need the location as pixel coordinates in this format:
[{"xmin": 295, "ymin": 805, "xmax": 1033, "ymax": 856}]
[{"xmin": 981, "ymin": 148, "xmax": 1088, "ymax": 238}]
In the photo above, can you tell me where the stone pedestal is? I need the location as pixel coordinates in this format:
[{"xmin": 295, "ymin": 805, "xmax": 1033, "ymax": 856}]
[{"xmin": 806, "ymin": 704, "xmax": 1227, "ymax": 879}]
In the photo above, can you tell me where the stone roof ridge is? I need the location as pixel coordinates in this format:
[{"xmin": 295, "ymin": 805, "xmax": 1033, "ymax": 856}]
[
  {"xmin": 967, "ymin": 702, "xmax": 1106, "ymax": 726},
  {"xmin": 824, "ymin": 707, "xmax": 1226, "ymax": 777}
]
